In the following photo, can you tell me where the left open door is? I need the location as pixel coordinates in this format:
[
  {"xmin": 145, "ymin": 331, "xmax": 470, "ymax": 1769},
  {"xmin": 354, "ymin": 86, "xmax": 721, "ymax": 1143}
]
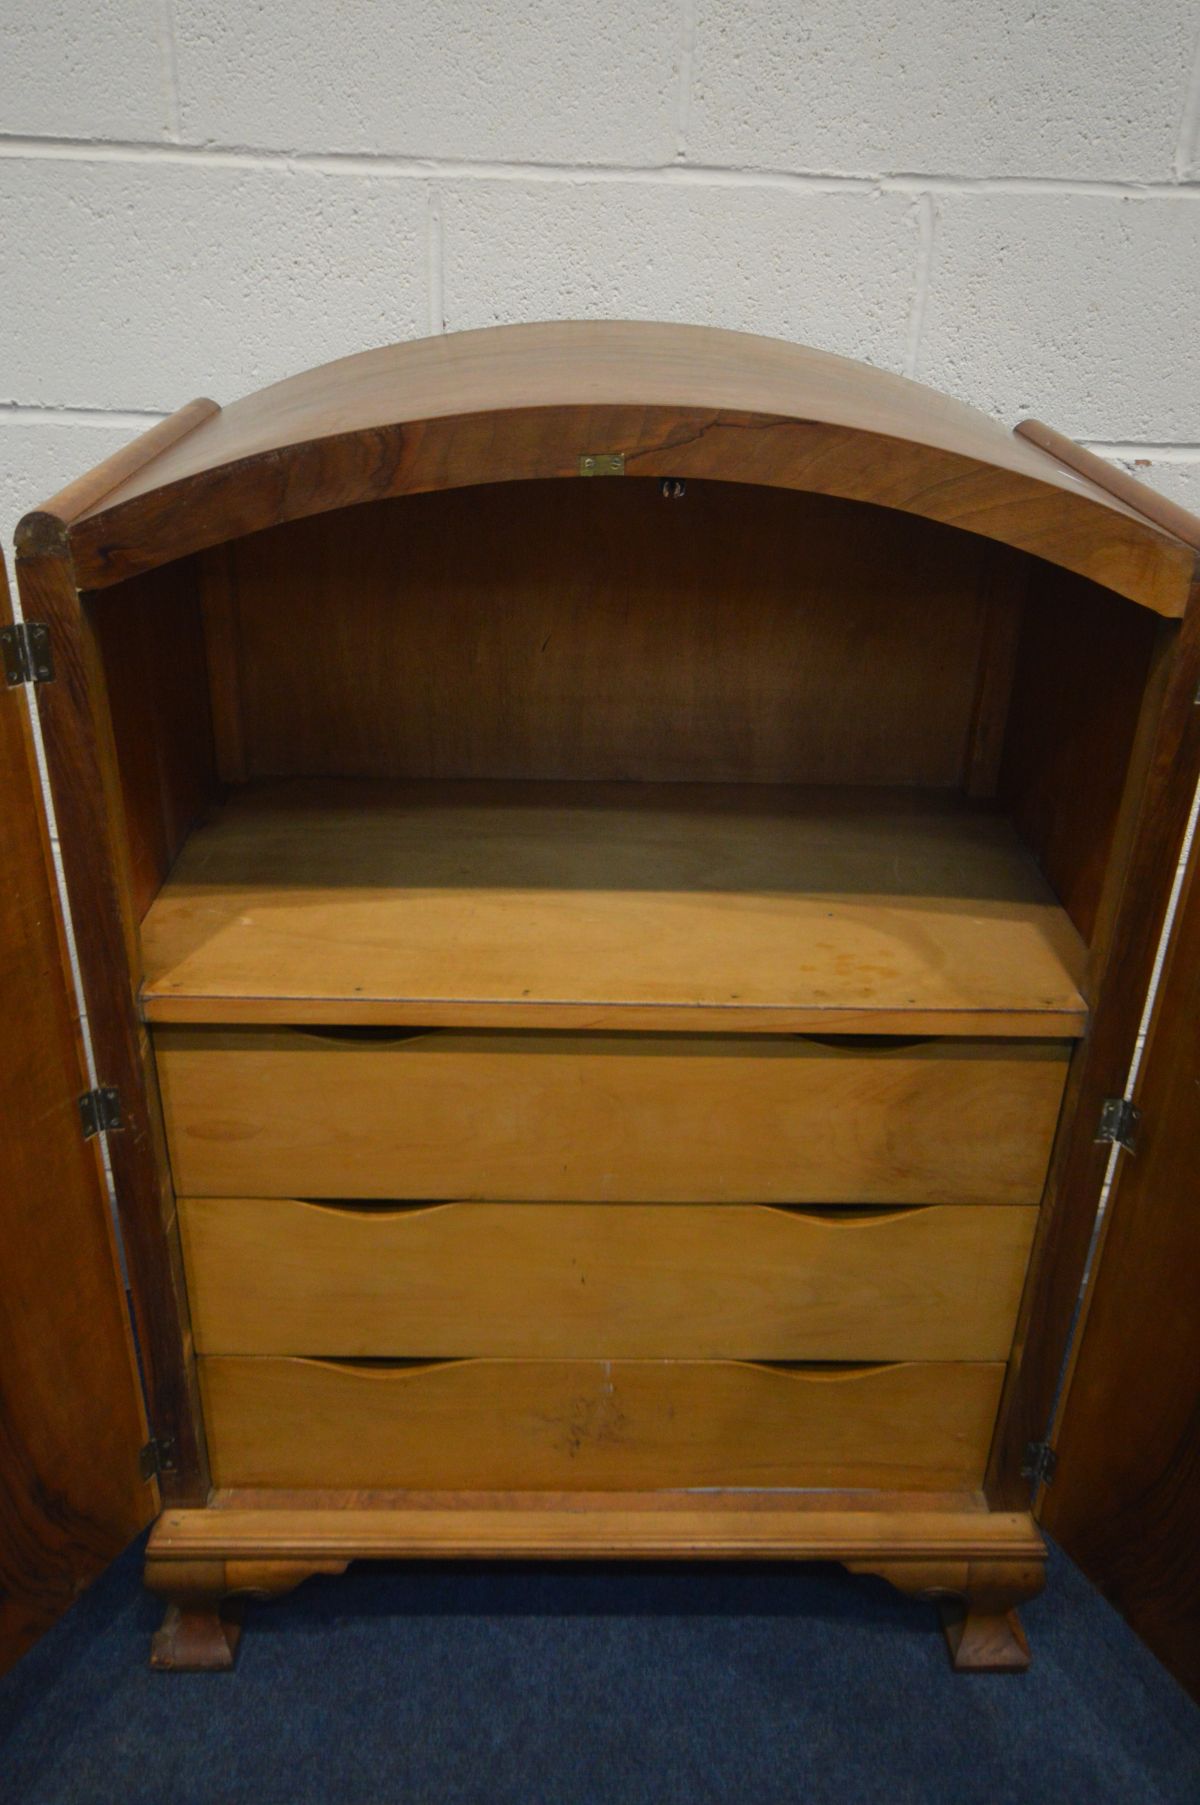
[{"xmin": 0, "ymin": 553, "xmax": 155, "ymax": 1675}]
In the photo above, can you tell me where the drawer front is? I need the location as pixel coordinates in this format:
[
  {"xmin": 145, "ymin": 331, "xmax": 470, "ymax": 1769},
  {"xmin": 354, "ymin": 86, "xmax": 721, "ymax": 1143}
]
[
  {"xmin": 181, "ymin": 1197, "xmax": 1037, "ymax": 1362},
  {"xmin": 199, "ymin": 1355, "xmax": 1005, "ymax": 1491},
  {"xmin": 156, "ymin": 1028, "xmax": 1069, "ymax": 1205}
]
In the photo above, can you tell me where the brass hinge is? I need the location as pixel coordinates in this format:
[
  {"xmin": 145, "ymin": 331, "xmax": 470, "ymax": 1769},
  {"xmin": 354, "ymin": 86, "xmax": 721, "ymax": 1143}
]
[
  {"xmin": 578, "ymin": 452, "xmax": 625, "ymax": 476},
  {"xmin": 1021, "ymin": 1440, "xmax": 1058, "ymax": 1488},
  {"xmin": 79, "ymin": 1085, "xmax": 122, "ymax": 1139},
  {"xmin": 139, "ymin": 1436, "xmax": 178, "ymax": 1481},
  {"xmin": 1096, "ymin": 1096, "xmax": 1140, "ymax": 1154},
  {"xmin": 1, "ymin": 621, "xmax": 54, "ymax": 686}
]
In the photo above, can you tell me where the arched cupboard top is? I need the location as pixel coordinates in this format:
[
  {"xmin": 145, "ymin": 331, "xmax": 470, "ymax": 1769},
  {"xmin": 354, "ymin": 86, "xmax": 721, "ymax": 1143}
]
[{"xmin": 16, "ymin": 321, "xmax": 1200, "ymax": 615}]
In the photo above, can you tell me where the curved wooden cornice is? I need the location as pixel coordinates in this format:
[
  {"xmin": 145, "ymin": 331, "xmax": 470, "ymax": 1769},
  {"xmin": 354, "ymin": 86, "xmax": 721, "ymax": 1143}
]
[{"xmin": 17, "ymin": 321, "xmax": 1198, "ymax": 614}]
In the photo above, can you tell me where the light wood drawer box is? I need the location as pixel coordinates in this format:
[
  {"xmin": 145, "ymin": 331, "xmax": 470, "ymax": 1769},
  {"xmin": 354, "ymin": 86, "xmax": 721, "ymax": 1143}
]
[
  {"xmin": 179, "ymin": 1197, "xmax": 1037, "ymax": 1362},
  {"xmin": 199, "ymin": 1354, "xmax": 1006, "ymax": 1491},
  {"xmin": 155, "ymin": 1028, "xmax": 1069, "ymax": 1205}
]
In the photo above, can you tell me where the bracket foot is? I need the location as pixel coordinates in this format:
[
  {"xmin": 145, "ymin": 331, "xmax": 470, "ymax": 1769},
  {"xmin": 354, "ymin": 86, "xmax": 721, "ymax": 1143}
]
[
  {"xmin": 150, "ymin": 1601, "xmax": 242, "ymax": 1672},
  {"xmin": 940, "ymin": 1602, "xmax": 1031, "ymax": 1672}
]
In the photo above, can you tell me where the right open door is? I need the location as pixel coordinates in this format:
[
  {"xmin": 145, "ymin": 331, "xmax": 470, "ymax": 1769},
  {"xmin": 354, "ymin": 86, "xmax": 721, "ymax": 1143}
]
[{"xmin": 1043, "ymin": 801, "xmax": 1200, "ymax": 1701}]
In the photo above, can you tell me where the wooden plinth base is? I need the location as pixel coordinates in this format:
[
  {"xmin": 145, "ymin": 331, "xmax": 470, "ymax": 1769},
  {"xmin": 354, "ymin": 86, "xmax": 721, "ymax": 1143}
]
[{"xmin": 145, "ymin": 1490, "xmax": 1045, "ymax": 1672}]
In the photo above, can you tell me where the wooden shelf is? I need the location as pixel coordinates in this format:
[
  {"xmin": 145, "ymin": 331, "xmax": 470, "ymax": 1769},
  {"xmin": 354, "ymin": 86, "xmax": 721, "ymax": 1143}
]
[{"xmin": 138, "ymin": 779, "xmax": 1087, "ymax": 1036}]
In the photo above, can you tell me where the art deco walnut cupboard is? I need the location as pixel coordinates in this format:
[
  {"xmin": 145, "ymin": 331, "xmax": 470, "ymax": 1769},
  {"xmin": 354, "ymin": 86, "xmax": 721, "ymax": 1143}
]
[{"xmin": 4, "ymin": 323, "xmax": 1199, "ymax": 1674}]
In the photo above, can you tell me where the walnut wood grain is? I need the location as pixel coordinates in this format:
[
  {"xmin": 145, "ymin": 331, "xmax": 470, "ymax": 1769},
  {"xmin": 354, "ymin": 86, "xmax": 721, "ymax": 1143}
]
[
  {"xmin": 0, "ymin": 558, "xmax": 153, "ymax": 1674},
  {"xmin": 14, "ymin": 398, "xmax": 218, "ymax": 555},
  {"xmin": 44, "ymin": 324, "xmax": 1194, "ymax": 612},
  {"xmin": 964, "ymin": 546, "xmax": 1028, "ymax": 800},
  {"xmin": 1044, "ymin": 819, "xmax": 1200, "ymax": 1701},
  {"xmin": 197, "ymin": 545, "xmax": 247, "ymax": 784},
  {"xmin": 222, "ymin": 481, "xmax": 994, "ymax": 789},
  {"xmin": 987, "ymin": 574, "xmax": 1200, "ymax": 1508},
  {"xmin": 999, "ymin": 566, "xmax": 1159, "ymax": 944},
  {"xmin": 88, "ymin": 561, "xmax": 220, "ymax": 922},
  {"xmin": 1015, "ymin": 419, "xmax": 1200, "ymax": 552},
  {"xmin": 15, "ymin": 546, "xmax": 210, "ymax": 1504}
]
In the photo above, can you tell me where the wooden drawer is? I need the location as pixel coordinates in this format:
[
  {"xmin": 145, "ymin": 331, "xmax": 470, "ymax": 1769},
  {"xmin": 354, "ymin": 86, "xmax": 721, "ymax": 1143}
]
[
  {"xmin": 180, "ymin": 1197, "xmax": 1037, "ymax": 1362},
  {"xmin": 156, "ymin": 1028, "xmax": 1068, "ymax": 1205},
  {"xmin": 199, "ymin": 1355, "xmax": 1005, "ymax": 1491}
]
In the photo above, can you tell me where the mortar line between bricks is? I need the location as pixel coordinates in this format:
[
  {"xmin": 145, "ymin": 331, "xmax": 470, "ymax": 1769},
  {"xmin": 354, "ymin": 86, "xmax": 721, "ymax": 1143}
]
[
  {"xmin": 902, "ymin": 195, "xmax": 935, "ymax": 380},
  {"xmin": 1175, "ymin": 23, "xmax": 1200, "ymax": 181},
  {"xmin": 1, "ymin": 133, "xmax": 1198, "ymax": 198},
  {"xmin": 154, "ymin": 0, "xmax": 182, "ymax": 142},
  {"xmin": 674, "ymin": 0, "xmax": 698, "ymax": 161},
  {"xmin": 427, "ymin": 187, "xmax": 445, "ymax": 335},
  {"xmin": 0, "ymin": 404, "xmax": 169, "ymax": 428},
  {"xmin": 1084, "ymin": 442, "xmax": 1200, "ymax": 460}
]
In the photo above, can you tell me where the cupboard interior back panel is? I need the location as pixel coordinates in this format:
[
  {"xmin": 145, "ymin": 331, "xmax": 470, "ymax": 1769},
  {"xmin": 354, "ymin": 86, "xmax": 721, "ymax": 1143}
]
[{"xmin": 220, "ymin": 482, "xmax": 995, "ymax": 787}]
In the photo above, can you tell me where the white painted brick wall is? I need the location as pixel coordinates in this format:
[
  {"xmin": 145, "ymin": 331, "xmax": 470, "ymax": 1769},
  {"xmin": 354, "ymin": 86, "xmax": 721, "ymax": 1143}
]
[
  {"xmin": 2, "ymin": 1, "xmax": 1198, "ymax": 547},
  {"xmin": 687, "ymin": 3, "xmax": 1199, "ymax": 181},
  {"xmin": 920, "ymin": 195, "xmax": 1200, "ymax": 439},
  {"xmin": 0, "ymin": 3, "xmax": 172, "ymax": 141},
  {"xmin": 3, "ymin": 159, "xmax": 428, "ymax": 408},
  {"xmin": 172, "ymin": 3, "xmax": 680, "ymax": 165},
  {"xmin": 440, "ymin": 183, "xmax": 918, "ymax": 361}
]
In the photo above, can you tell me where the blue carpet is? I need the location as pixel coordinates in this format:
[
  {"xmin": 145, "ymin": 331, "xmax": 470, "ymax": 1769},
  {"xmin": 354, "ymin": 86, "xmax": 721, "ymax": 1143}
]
[{"xmin": 1, "ymin": 1536, "xmax": 1197, "ymax": 1804}]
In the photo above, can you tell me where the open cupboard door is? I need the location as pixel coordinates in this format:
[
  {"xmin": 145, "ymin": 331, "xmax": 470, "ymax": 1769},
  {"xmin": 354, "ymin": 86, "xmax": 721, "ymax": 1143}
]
[
  {"xmin": 1043, "ymin": 804, "xmax": 1200, "ymax": 1701},
  {"xmin": 0, "ymin": 556, "xmax": 155, "ymax": 1675}
]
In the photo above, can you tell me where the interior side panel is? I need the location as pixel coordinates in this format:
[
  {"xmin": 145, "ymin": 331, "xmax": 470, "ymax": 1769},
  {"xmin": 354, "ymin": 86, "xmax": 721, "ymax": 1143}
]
[
  {"xmin": 87, "ymin": 557, "xmax": 220, "ymax": 922},
  {"xmin": 998, "ymin": 563, "xmax": 1159, "ymax": 944}
]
